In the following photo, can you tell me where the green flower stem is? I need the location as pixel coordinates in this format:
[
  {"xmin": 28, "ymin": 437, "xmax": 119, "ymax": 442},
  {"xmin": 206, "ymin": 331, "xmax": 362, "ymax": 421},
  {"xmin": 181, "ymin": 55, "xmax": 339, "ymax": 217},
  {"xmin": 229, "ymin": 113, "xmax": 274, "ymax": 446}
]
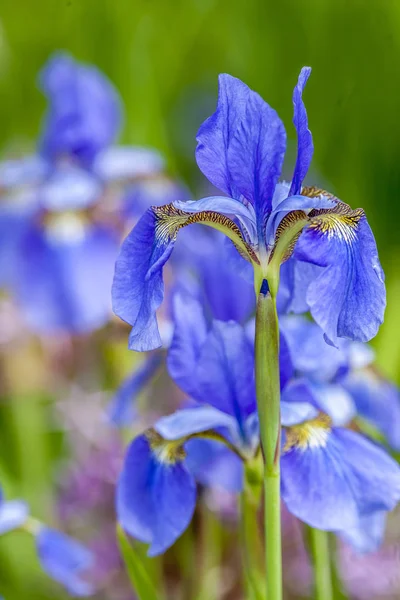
[
  {"xmin": 255, "ymin": 282, "xmax": 282, "ymax": 600},
  {"xmin": 241, "ymin": 460, "xmax": 265, "ymax": 600},
  {"xmin": 311, "ymin": 528, "xmax": 333, "ymax": 600}
]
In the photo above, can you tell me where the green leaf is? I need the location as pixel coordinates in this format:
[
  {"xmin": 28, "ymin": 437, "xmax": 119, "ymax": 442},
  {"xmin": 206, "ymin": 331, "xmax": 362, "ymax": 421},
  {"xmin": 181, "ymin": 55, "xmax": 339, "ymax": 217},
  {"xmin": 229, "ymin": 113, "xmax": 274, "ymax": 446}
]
[{"xmin": 116, "ymin": 525, "xmax": 161, "ymax": 600}]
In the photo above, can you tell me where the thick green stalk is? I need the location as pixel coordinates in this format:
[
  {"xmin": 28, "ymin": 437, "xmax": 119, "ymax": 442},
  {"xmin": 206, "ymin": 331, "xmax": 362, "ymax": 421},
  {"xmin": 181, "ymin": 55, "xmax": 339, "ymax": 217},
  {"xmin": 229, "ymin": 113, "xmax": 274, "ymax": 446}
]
[
  {"xmin": 311, "ymin": 528, "xmax": 333, "ymax": 600},
  {"xmin": 254, "ymin": 282, "xmax": 282, "ymax": 600},
  {"xmin": 240, "ymin": 460, "xmax": 265, "ymax": 600}
]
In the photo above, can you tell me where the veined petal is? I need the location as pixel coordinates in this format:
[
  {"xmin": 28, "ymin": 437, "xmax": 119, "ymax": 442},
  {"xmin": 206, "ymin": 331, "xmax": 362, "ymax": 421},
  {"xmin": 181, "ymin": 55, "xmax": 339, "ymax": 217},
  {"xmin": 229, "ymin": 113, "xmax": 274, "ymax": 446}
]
[
  {"xmin": 295, "ymin": 199, "xmax": 386, "ymax": 344},
  {"xmin": 343, "ymin": 370, "xmax": 400, "ymax": 450},
  {"xmin": 289, "ymin": 67, "xmax": 314, "ymax": 196},
  {"xmin": 112, "ymin": 209, "xmax": 174, "ymax": 351},
  {"xmin": 194, "ymin": 321, "xmax": 256, "ymax": 433},
  {"xmin": 36, "ymin": 528, "xmax": 94, "ymax": 596},
  {"xmin": 117, "ymin": 433, "xmax": 196, "ymax": 556},
  {"xmin": 167, "ymin": 290, "xmax": 208, "ymax": 396},
  {"xmin": 196, "ymin": 74, "xmax": 286, "ymax": 224},
  {"xmin": 154, "ymin": 406, "xmax": 239, "ymax": 440},
  {"xmin": 282, "ymin": 422, "xmax": 400, "ymax": 531},
  {"xmin": 108, "ymin": 352, "xmax": 163, "ymax": 426}
]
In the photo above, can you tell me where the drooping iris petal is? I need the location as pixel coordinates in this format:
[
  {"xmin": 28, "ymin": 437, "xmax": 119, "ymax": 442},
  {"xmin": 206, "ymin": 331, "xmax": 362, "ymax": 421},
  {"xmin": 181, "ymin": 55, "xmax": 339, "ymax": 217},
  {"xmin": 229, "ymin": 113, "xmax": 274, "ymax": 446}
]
[
  {"xmin": 36, "ymin": 527, "xmax": 94, "ymax": 596},
  {"xmin": 14, "ymin": 223, "xmax": 118, "ymax": 333},
  {"xmin": 112, "ymin": 209, "xmax": 174, "ymax": 351},
  {"xmin": 117, "ymin": 434, "xmax": 196, "ymax": 556},
  {"xmin": 289, "ymin": 67, "xmax": 314, "ymax": 196},
  {"xmin": 92, "ymin": 146, "xmax": 164, "ymax": 182},
  {"xmin": 167, "ymin": 290, "xmax": 208, "ymax": 396},
  {"xmin": 281, "ymin": 426, "xmax": 400, "ymax": 531},
  {"xmin": 108, "ymin": 352, "xmax": 163, "ymax": 426},
  {"xmin": 294, "ymin": 209, "xmax": 386, "ymax": 344},
  {"xmin": 0, "ymin": 206, "xmax": 33, "ymax": 287},
  {"xmin": 196, "ymin": 74, "xmax": 286, "ymax": 224},
  {"xmin": 39, "ymin": 52, "xmax": 121, "ymax": 165},
  {"xmin": 185, "ymin": 438, "xmax": 243, "ymax": 493},
  {"xmin": 194, "ymin": 320, "xmax": 256, "ymax": 430},
  {"xmin": 343, "ymin": 370, "xmax": 400, "ymax": 450},
  {"xmin": 340, "ymin": 512, "xmax": 386, "ymax": 554},
  {"xmin": 0, "ymin": 500, "xmax": 29, "ymax": 534}
]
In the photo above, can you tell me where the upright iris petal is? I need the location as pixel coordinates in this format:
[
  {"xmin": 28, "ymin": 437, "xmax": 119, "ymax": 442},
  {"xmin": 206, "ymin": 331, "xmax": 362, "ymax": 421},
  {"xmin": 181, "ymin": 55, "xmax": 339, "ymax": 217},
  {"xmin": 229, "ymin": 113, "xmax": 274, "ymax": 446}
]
[
  {"xmin": 289, "ymin": 67, "xmax": 314, "ymax": 196},
  {"xmin": 39, "ymin": 53, "xmax": 121, "ymax": 165},
  {"xmin": 196, "ymin": 73, "xmax": 286, "ymax": 230}
]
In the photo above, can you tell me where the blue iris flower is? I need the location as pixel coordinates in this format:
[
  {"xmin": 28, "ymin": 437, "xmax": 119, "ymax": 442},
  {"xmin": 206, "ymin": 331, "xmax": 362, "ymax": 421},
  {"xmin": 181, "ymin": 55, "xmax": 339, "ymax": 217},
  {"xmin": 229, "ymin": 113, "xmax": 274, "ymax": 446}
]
[
  {"xmin": 0, "ymin": 53, "xmax": 163, "ymax": 334},
  {"xmin": 117, "ymin": 295, "xmax": 400, "ymax": 556},
  {"xmin": 0, "ymin": 486, "xmax": 94, "ymax": 596},
  {"xmin": 113, "ymin": 67, "xmax": 385, "ymax": 351}
]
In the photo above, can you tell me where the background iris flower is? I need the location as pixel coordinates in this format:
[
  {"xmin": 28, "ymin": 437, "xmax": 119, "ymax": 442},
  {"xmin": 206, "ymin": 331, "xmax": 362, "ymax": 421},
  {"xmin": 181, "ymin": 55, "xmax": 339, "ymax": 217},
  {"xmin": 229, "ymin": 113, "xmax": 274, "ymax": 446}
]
[{"xmin": 0, "ymin": 53, "xmax": 163, "ymax": 334}]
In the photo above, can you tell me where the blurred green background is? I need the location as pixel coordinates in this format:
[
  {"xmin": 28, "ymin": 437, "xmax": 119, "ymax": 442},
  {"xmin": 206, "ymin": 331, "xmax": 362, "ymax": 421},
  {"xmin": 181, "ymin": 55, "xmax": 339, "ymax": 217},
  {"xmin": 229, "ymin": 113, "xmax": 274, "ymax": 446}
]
[{"xmin": 1, "ymin": 0, "xmax": 400, "ymax": 597}]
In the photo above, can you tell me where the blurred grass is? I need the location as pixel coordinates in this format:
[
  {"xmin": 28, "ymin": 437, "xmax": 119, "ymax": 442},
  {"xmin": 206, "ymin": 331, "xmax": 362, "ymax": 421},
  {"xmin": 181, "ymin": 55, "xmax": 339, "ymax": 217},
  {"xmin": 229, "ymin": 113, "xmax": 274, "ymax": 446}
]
[{"xmin": 0, "ymin": 1, "xmax": 400, "ymax": 598}]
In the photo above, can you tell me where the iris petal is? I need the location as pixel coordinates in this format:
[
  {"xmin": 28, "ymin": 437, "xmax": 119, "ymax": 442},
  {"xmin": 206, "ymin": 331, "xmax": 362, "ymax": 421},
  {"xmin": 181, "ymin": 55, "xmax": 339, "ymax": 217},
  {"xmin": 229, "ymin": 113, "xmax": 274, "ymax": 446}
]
[
  {"xmin": 340, "ymin": 512, "xmax": 386, "ymax": 554},
  {"xmin": 196, "ymin": 74, "xmax": 286, "ymax": 224},
  {"xmin": 0, "ymin": 500, "xmax": 29, "ymax": 534},
  {"xmin": 194, "ymin": 321, "xmax": 256, "ymax": 428},
  {"xmin": 289, "ymin": 67, "xmax": 314, "ymax": 196},
  {"xmin": 117, "ymin": 434, "xmax": 196, "ymax": 556},
  {"xmin": 112, "ymin": 209, "xmax": 174, "ymax": 351},
  {"xmin": 167, "ymin": 290, "xmax": 208, "ymax": 396},
  {"xmin": 343, "ymin": 370, "xmax": 400, "ymax": 450},
  {"xmin": 36, "ymin": 527, "xmax": 94, "ymax": 596},
  {"xmin": 39, "ymin": 52, "xmax": 121, "ymax": 165},
  {"xmin": 15, "ymin": 224, "xmax": 118, "ymax": 333},
  {"xmin": 295, "ymin": 207, "xmax": 386, "ymax": 344},
  {"xmin": 281, "ymin": 427, "xmax": 400, "ymax": 531}
]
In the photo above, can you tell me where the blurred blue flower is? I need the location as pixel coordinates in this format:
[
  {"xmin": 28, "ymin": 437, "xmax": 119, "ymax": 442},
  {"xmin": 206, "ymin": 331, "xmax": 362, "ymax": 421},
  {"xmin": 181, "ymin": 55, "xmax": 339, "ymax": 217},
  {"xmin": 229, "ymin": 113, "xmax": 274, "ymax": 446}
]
[
  {"xmin": 113, "ymin": 67, "xmax": 385, "ymax": 351},
  {"xmin": 39, "ymin": 52, "xmax": 122, "ymax": 166},
  {"xmin": 0, "ymin": 485, "xmax": 95, "ymax": 596},
  {"xmin": 0, "ymin": 488, "xmax": 29, "ymax": 534},
  {"xmin": 0, "ymin": 53, "xmax": 166, "ymax": 334},
  {"xmin": 36, "ymin": 527, "xmax": 95, "ymax": 596}
]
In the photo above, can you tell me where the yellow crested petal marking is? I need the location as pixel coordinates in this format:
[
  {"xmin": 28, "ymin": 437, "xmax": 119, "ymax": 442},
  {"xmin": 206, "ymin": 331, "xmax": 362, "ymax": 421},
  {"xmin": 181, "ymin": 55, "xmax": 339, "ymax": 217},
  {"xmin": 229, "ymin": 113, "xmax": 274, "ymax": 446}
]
[
  {"xmin": 146, "ymin": 429, "xmax": 186, "ymax": 465},
  {"xmin": 302, "ymin": 186, "xmax": 364, "ymax": 243},
  {"xmin": 153, "ymin": 203, "xmax": 260, "ymax": 265},
  {"xmin": 283, "ymin": 414, "xmax": 332, "ymax": 453}
]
